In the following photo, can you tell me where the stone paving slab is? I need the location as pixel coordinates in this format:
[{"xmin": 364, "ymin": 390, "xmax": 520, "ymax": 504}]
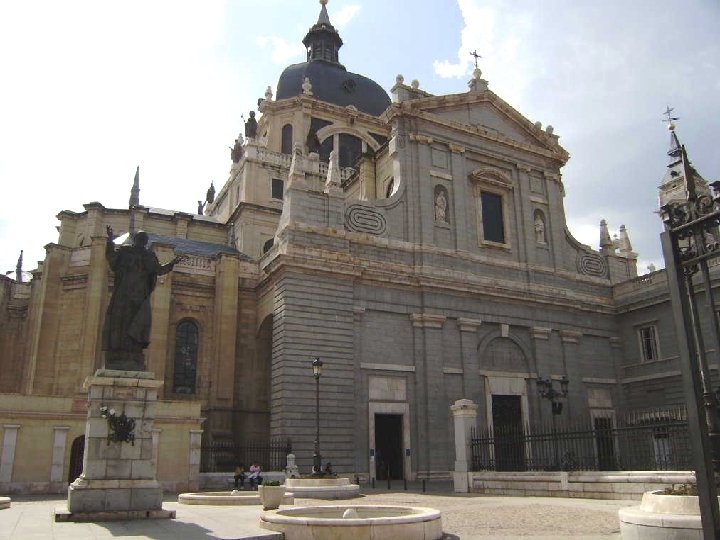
[{"xmin": 0, "ymin": 489, "xmax": 635, "ymax": 539}]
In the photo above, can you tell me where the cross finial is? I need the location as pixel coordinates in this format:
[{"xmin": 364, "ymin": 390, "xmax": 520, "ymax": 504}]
[
  {"xmin": 662, "ymin": 105, "xmax": 679, "ymax": 124},
  {"xmin": 470, "ymin": 50, "xmax": 482, "ymax": 69}
]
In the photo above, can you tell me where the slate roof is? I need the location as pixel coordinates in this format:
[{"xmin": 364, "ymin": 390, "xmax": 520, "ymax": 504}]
[{"xmin": 141, "ymin": 233, "xmax": 251, "ymax": 261}]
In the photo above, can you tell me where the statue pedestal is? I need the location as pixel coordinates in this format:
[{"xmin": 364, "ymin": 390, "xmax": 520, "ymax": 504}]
[{"xmin": 56, "ymin": 370, "xmax": 175, "ymax": 521}]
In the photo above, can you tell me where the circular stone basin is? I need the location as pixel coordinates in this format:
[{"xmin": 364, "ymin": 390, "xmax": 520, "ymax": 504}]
[
  {"xmin": 178, "ymin": 491, "xmax": 294, "ymax": 506},
  {"xmin": 284, "ymin": 477, "xmax": 360, "ymax": 499},
  {"xmin": 619, "ymin": 490, "xmax": 718, "ymax": 539},
  {"xmin": 260, "ymin": 505, "xmax": 443, "ymax": 540}
]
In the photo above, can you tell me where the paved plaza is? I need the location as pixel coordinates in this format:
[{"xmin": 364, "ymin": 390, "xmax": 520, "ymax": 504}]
[{"xmin": 0, "ymin": 484, "xmax": 633, "ymax": 540}]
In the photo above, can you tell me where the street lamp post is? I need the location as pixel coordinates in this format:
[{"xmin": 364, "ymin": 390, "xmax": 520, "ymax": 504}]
[
  {"xmin": 312, "ymin": 357, "xmax": 323, "ymax": 476},
  {"xmin": 536, "ymin": 375, "xmax": 569, "ymax": 470}
]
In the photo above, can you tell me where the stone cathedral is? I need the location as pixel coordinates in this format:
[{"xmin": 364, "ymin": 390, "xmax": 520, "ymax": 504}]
[{"xmin": 0, "ymin": 1, "xmax": 712, "ymax": 492}]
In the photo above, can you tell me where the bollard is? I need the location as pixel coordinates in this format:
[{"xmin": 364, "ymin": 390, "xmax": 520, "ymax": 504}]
[
  {"xmin": 403, "ymin": 477, "xmax": 407, "ymax": 490},
  {"xmin": 371, "ymin": 477, "xmax": 375, "ymax": 488},
  {"xmin": 422, "ymin": 479, "xmax": 426, "ymax": 493}
]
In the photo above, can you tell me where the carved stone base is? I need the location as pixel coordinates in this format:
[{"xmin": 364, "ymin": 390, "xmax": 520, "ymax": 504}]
[
  {"xmin": 58, "ymin": 371, "xmax": 172, "ymax": 521},
  {"xmin": 65, "ymin": 477, "xmax": 164, "ymax": 514}
]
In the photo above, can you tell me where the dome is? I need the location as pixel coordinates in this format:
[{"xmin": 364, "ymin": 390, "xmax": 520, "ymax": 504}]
[
  {"xmin": 274, "ymin": 1, "xmax": 390, "ymax": 117},
  {"xmin": 276, "ymin": 61, "xmax": 390, "ymax": 116}
]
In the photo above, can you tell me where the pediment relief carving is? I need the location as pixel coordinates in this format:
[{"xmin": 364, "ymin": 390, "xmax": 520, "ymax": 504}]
[{"xmin": 469, "ymin": 167, "xmax": 513, "ymax": 190}]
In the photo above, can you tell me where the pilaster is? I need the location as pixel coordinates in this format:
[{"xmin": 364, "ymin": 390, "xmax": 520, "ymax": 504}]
[
  {"xmin": 0, "ymin": 425, "xmax": 20, "ymax": 485},
  {"xmin": 146, "ymin": 244, "xmax": 174, "ymax": 388},
  {"xmin": 80, "ymin": 236, "xmax": 110, "ymax": 379},
  {"xmin": 458, "ymin": 318, "xmax": 482, "ymax": 403},
  {"xmin": 213, "ymin": 254, "xmax": 240, "ymax": 403},
  {"xmin": 410, "ymin": 313, "xmax": 447, "ymax": 475},
  {"xmin": 50, "ymin": 426, "xmax": 70, "ymax": 488}
]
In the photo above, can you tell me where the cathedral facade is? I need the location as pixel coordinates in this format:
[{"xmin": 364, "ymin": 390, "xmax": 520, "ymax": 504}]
[{"xmin": 0, "ymin": 2, "xmax": 713, "ymax": 491}]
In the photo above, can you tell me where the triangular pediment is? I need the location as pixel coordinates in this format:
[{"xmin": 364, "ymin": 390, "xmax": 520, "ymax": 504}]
[{"xmin": 394, "ymin": 90, "xmax": 568, "ymax": 162}]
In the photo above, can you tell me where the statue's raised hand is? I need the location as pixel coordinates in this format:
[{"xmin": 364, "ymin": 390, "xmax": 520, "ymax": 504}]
[{"xmin": 106, "ymin": 225, "xmax": 114, "ymax": 240}]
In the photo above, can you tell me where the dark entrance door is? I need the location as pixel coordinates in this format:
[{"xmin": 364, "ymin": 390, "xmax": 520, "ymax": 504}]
[
  {"xmin": 68, "ymin": 435, "xmax": 85, "ymax": 484},
  {"xmin": 492, "ymin": 395, "xmax": 525, "ymax": 471},
  {"xmin": 594, "ymin": 417, "xmax": 617, "ymax": 470},
  {"xmin": 375, "ymin": 414, "xmax": 403, "ymax": 480}
]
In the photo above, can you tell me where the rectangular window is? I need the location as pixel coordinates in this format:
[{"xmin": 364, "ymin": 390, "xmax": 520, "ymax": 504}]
[
  {"xmin": 638, "ymin": 325, "xmax": 659, "ymax": 362},
  {"xmin": 271, "ymin": 178, "xmax": 284, "ymax": 200},
  {"xmin": 481, "ymin": 191, "xmax": 505, "ymax": 244}
]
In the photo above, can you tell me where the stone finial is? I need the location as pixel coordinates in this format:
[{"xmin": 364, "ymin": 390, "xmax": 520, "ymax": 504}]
[
  {"xmin": 324, "ymin": 149, "xmax": 342, "ymax": 195},
  {"xmin": 599, "ymin": 219, "xmax": 614, "ymax": 252},
  {"xmin": 265, "ymin": 85, "xmax": 273, "ymax": 101},
  {"xmin": 618, "ymin": 224, "xmax": 633, "ymax": 254},
  {"xmin": 545, "ymin": 125, "xmax": 554, "ymax": 135},
  {"xmin": 647, "ymin": 263, "xmax": 657, "ymax": 273},
  {"xmin": 302, "ymin": 77, "xmax": 313, "ymax": 96},
  {"xmin": 287, "ymin": 142, "xmax": 306, "ymax": 188},
  {"xmin": 411, "ymin": 79, "xmax": 420, "ymax": 89},
  {"xmin": 15, "ymin": 250, "xmax": 23, "ymax": 283},
  {"xmin": 395, "ymin": 74, "xmax": 404, "ymax": 85},
  {"xmin": 473, "ymin": 67, "xmax": 482, "ymax": 80},
  {"xmin": 534, "ymin": 121, "xmax": 542, "ymax": 130}
]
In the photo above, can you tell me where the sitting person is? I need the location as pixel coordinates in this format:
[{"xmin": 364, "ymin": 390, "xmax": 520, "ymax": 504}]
[
  {"xmin": 323, "ymin": 462, "xmax": 333, "ymax": 476},
  {"xmin": 248, "ymin": 462, "xmax": 263, "ymax": 489},
  {"xmin": 233, "ymin": 463, "xmax": 246, "ymax": 489}
]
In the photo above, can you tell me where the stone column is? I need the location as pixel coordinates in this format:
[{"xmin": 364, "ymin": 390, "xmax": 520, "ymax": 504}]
[
  {"xmin": 61, "ymin": 372, "xmax": 174, "ymax": 520},
  {"xmin": 451, "ymin": 399, "xmax": 478, "ymax": 493},
  {"xmin": 188, "ymin": 429, "xmax": 203, "ymax": 492},
  {"xmin": 50, "ymin": 426, "xmax": 70, "ymax": 492},
  {"xmin": 0, "ymin": 425, "xmax": 20, "ymax": 486}
]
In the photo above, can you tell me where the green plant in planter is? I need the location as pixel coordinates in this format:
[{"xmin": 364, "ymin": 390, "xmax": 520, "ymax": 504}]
[
  {"xmin": 263, "ymin": 480, "xmax": 281, "ymax": 486},
  {"xmin": 663, "ymin": 483, "xmax": 698, "ymax": 496}
]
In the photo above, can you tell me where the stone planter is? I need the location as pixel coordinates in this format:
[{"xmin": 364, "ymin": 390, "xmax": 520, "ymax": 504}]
[
  {"xmin": 258, "ymin": 484, "xmax": 286, "ymax": 510},
  {"xmin": 619, "ymin": 490, "xmax": 720, "ymax": 539}
]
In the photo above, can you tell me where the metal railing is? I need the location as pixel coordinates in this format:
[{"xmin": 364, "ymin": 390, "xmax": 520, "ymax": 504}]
[
  {"xmin": 200, "ymin": 437, "xmax": 292, "ymax": 473},
  {"xmin": 471, "ymin": 414, "xmax": 691, "ymax": 472}
]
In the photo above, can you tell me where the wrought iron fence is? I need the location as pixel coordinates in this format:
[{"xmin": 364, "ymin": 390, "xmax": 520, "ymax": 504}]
[
  {"xmin": 471, "ymin": 411, "xmax": 691, "ymax": 472},
  {"xmin": 200, "ymin": 438, "xmax": 292, "ymax": 473}
]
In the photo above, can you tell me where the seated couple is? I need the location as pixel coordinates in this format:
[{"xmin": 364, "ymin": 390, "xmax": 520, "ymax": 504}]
[{"xmin": 234, "ymin": 462, "xmax": 263, "ymax": 489}]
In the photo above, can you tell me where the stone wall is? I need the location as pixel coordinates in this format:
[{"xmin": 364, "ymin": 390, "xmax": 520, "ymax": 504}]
[{"xmin": 0, "ymin": 394, "xmax": 201, "ymax": 494}]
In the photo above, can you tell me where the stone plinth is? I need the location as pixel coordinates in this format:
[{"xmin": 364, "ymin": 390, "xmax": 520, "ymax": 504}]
[{"xmin": 58, "ymin": 370, "xmax": 174, "ymax": 521}]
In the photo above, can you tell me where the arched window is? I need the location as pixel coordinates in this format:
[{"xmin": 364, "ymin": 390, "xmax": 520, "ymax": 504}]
[
  {"xmin": 281, "ymin": 124, "xmax": 293, "ymax": 155},
  {"xmin": 174, "ymin": 320, "xmax": 198, "ymax": 394}
]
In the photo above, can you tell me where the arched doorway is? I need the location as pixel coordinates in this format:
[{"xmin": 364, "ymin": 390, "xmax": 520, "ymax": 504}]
[{"xmin": 67, "ymin": 435, "xmax": 85, "ymax": 484}]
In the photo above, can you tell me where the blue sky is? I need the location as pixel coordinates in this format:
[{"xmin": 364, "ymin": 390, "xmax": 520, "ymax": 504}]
[{"xmin": 1, "ymin": 0, "xmax": 719, "ymax": 278}]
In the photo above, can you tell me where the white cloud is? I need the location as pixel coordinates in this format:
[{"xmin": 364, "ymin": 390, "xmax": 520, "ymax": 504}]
[
  {"xmin": 332, "ymin": 5, "xmax": 361, "ymax": 30},
  {"xmin": 432, "ymin": 0, "xmax": 532, "ymax": 108},
  {"xmin": 256, "ymin": 35, "xmax": 305, "ymax": 65}
]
